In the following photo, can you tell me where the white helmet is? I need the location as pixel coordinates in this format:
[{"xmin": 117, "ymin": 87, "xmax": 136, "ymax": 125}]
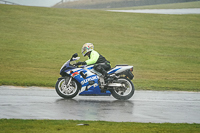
[{"xmin": 81, "ymin": 43, "xmax": 94, "ymax": 56}]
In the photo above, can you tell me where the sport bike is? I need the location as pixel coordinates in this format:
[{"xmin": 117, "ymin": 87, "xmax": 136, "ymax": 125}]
[{"xmin": 55, "ymin": 53, "xmax": 135, "ymax": 100}]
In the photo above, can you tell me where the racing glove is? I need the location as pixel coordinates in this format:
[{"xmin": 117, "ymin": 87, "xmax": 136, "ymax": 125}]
[{"xmin": 76, "ymin": 61, "xmax": 87, "ymax": 66}]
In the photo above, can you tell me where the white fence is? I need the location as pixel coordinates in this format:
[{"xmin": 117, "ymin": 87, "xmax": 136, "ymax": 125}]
[{"xmin": 0, "ymin": 0, "xmax": 19, "ymax": 5}]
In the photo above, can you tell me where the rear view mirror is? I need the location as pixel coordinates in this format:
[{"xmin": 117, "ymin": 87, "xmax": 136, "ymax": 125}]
[{"xmin": 72, "ymin": 53, "xmax": 78, "ymax": 58}]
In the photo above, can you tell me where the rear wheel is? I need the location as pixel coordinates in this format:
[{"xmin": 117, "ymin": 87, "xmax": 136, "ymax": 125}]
[
  {"xmin": 110, "ymin": 77, "xmax": 134, "ymax": 100},
  {"xmin": 55, "ymin": 78, "xmax": 80, "ymax": 99}
]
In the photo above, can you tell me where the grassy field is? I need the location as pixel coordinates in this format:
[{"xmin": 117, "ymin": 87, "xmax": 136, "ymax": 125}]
[
  {"xmin": 0, "ymin": 4, "xmax": 200, "ymax": 132},
  {"xmin": 0, "ymin": 119, "xmax": 200, "ymax": 133},
  {"xmin": 0, "ymin": 4, "xmax": 200, "ymax": 91}
]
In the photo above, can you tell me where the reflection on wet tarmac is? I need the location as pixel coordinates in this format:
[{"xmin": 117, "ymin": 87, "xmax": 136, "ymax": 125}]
[
  {"xmin": 0, "ymin": 86, "xmax": 200, "ymax": 123},
  {"xmin": 55, "ymin": 99, "xmax": 134, "ymax": 121}
]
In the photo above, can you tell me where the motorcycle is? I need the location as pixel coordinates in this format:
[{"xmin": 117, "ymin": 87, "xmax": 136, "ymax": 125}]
[{"xmin": 55, "ymin": 53, "xmax": 135, "ymax": 100}]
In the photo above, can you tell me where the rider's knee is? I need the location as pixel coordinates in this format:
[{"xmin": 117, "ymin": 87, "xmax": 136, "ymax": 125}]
[{"xmin": 94, "ymin": 64, "xmax": 103, "ymax": 72}]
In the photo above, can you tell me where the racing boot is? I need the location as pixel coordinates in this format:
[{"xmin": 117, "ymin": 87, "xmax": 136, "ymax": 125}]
[{"xmin": 101, "ymin": 68, "xmax": 112, "ymax": 84}]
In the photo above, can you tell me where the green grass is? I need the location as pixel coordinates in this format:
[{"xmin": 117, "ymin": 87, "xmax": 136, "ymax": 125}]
[
  {"xmin": 0, "ymin": 119, "xmax": 200, "ymax": 133},
  {"xmin": 0, "ymin": 4, "xmax": 200, "ymax": 91}
]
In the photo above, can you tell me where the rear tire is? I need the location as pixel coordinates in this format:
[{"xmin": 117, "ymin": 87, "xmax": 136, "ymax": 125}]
[
  {"xmin": 110, "ymin": 77, "xmax": 134, "ymax": 100},
  {"xmin": 55, "ymin": 78, "xmax": 80, "ymax": 99}
]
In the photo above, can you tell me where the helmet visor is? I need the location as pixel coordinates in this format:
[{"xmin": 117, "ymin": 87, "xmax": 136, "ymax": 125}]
[{"xmin": 82, "ymin": 47, "xmax": 88, "ymax": 56}]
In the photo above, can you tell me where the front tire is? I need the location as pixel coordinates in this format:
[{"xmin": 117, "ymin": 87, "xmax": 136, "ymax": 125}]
[
  {"xmin": 55, "ymin": 78, "xmax": 80, "ymax": 99},
  {"xmin": 110, "ymin": 77, "xmax": 134, "ymax": 100}
]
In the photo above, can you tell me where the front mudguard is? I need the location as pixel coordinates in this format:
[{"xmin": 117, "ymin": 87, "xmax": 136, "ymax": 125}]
[{"xmin": 58, "ymin": 76, "xmax": 70, "ymax": 85}]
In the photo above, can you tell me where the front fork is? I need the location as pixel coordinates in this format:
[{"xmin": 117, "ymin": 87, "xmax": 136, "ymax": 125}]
[
  {"xmin": 58, "ymin": 76, "xmax": 72, "ymax": 86},
  {"xmin": 65, "ymin": 77, "xmax": 72, "ymax": 86}
]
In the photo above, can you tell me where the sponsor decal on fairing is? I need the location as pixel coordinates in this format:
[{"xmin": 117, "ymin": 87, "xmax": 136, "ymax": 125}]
[{"xmin": 81, "ymin": 76, "xmax": 98, "ymax": 85}]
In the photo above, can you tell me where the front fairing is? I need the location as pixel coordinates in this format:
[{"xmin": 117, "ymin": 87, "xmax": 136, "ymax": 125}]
[
  {"xmin": 59, "ymin": 57, "xmax": 80, "ymax": 75},
  {"xmin": 60, "ymin": 65, "xmax": 75, "ymax": 75},
  {"xmin": 66, "ymin": 67, "xmax": 98, "ymax": 87},
  {"xmin": 60, "ymin": 60, "xmax": 73, "ymax": 75},
  {"xmin": 59, "ymin": 59, "xmax": 111, "ymax": 96},
  {"xmin": 71, "ymin": 70, "xmax": 108, "ymax": 95}
]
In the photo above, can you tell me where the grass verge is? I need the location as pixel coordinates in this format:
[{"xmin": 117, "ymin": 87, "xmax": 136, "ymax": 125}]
[{"xmin": 0, "ymin": 119, "xmax": 200, "ymax": 133}]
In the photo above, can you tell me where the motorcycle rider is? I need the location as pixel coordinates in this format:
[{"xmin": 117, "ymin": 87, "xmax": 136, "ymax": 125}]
[{"xmin": 76, "ymin": 43, "xmax": 112, "ymax": 83}]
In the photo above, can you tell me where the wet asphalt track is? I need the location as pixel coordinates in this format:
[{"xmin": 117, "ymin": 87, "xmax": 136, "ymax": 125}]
[
  {"xmin": 0, "ymin": 86, "xmax": 200, "ymax": 123},
  {"xmin": 108, "ymin": 8, "xmax": 200, "ymax": 14}
]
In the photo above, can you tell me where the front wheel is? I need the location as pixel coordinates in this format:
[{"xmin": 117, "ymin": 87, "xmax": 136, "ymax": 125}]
[
  {"xmin": 110, "ymin": 77, "xmax": 134, "ymax": 100},
  {"xmin": 55, "ymin": 77, "xmax": 80, "ymax": 99}
]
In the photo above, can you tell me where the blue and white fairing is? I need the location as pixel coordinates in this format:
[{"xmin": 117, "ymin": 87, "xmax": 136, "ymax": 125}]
[
  {"xmin": 107, "ymin": 65, "xmax": 133, "ymax": 75},
  {"xmin": 86, "ymin": 65, "xmax": 133, "ymax": 75},
  {"xmin": 60, "ymin": 58, "xmax": 111, "ymax": 96},
  {"xmin": 66, "ymin": 67, "xmax": 111, "ymax": 96},
  {"xmin": 66, "ymin": 68, "xmax": 97, "ymax": 87}
]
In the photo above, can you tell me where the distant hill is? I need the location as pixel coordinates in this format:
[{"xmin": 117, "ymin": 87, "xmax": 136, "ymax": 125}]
[{"xmin": 53, "ymin": 0, "xmax": 200, "ymax": 9}]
